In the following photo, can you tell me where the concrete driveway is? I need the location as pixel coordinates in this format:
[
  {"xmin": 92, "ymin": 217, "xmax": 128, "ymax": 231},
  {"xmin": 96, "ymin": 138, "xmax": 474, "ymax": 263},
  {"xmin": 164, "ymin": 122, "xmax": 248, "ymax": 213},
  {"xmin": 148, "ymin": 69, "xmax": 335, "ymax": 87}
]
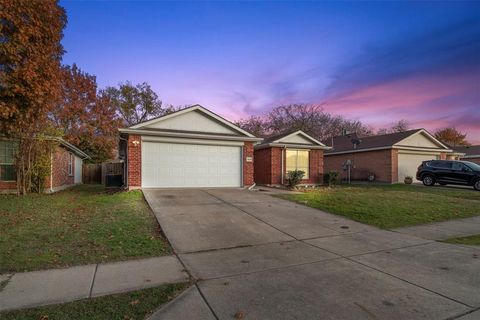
[{"xmin": 143, "ymin": 188, "xmax": 480, "ymax": 320}]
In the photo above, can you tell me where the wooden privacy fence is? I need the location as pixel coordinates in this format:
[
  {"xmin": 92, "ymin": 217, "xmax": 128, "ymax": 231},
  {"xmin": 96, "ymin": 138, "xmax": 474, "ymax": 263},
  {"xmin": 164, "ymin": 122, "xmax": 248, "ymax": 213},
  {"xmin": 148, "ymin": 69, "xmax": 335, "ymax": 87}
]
[
  {"xmin": 82, "ymin": 161, "xmax": 124, "ymax": 187},
  {"xmin": 82, "ymin": 164, "xmax": 102, "ymax": 184}
]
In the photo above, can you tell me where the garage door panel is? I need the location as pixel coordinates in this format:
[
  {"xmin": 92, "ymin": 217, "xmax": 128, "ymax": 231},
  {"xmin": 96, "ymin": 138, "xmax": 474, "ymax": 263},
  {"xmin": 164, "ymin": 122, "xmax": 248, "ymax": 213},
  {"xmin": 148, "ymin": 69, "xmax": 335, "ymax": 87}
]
[
  {"xmin": 398, "ymin": 153, "xmax": 439, "ymax": 182},
  {"xmin": 142, "ymin": 142, "xmax": 241, "ymax": 188}
]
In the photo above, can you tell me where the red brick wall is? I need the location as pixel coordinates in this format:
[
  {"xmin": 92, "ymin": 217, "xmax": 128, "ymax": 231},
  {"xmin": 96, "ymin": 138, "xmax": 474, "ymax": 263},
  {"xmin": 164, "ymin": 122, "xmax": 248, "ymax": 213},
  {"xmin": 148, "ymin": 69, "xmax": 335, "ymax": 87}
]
[
  {"xmin": 271, "ymin": 148, "xmax": 283, "ymax": 184},
  {"xmin": 47, "ymin": 147, "xmax": 75, "ymax": 189},
  {"xmin": 253, "ymin": 148, "xmax": 272, "ymax": 185},
  {"xmin": 243, "ymin": 142, "xmax": 254, "ymax": 187},
  {"xmin": 0, "ymin": 146, "xmax": 76, "ymax": 193},
  {"xmin": 254, "ymin": 147, "xmax": 324, "ymax": 185},
  {"xmin": 303, "ymin": 149, "xmax": 324, "ymax": 184},
  {"xmin": 0, "ymin": 181, "xmax": 16, "ymax": 192},
  {"xmin": 462, "ymin": 157, "xmax": 480, "ymax": 165},
  {"xmin": 127, "ymin": 135, "xmax": 142, "ymax": 188},
  {"xmin": 324, "ymin": 149, "xmax": 398, "ymax": 183}
]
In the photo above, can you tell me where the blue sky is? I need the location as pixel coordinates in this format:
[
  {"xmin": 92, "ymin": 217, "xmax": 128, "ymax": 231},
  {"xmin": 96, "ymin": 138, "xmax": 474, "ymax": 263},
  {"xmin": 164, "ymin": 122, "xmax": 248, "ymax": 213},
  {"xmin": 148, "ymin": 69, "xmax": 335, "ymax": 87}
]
[{"xmin": 61, "ymin": 1, "xmax": 480, "ymax": 142}]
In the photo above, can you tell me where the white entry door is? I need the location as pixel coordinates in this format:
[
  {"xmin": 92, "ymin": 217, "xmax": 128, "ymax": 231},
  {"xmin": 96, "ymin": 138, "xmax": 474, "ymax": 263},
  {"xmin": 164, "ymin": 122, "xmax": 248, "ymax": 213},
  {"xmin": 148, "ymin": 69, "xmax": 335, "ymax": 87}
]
[
  {"xmin": 398, "ymin": 152, "xmax": 439, "ymax": 182},
  {"xmin": 141, "ymin": 142, "xmax": 242, "ymax": 188}
]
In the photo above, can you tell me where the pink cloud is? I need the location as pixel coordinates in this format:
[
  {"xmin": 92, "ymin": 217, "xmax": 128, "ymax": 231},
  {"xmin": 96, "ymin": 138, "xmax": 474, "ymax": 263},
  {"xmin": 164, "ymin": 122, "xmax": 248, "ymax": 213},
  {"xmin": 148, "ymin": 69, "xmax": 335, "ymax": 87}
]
[{"xmin": 322, "ymin": 70, "xmax": 479, "ymax": 143}]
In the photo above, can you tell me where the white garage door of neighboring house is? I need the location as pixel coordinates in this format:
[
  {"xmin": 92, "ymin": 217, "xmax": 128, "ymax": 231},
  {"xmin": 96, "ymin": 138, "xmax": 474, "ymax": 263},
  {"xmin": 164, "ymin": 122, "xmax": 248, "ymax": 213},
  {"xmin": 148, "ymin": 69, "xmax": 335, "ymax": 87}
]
[
  {"xmin": 141, "ymin": 142, "xmax": 242, "ymax": 188},
  {"xmin": 398, "ymin": 153, "xmax": 439, "ymax": 182}
]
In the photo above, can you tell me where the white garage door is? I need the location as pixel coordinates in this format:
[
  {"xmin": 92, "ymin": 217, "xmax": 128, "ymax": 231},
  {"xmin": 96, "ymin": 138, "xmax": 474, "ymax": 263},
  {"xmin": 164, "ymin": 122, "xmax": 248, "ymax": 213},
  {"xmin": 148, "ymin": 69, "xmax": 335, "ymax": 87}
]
[
  {"xmin": 142, "ymin": 142, "xmax": 242, "ymax": 188},
  {"xmin": 398, "ymin": 153, "xmax": 439, "ymax": 182}
]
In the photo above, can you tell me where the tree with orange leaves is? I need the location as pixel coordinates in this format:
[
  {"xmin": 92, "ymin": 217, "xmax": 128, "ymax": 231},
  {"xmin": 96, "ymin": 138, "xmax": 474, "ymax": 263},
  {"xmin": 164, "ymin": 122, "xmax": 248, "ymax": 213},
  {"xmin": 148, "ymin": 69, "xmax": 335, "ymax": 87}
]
[
  {"xmin": 51, "ymin": 64, "xmax": 122, "ymax": 162},
  {"xmin": 0, "ymin": 0, "xmax": 67, "ymax": 194},
  {"xmin": 434, "ymin": 127, "xmax": 470, "ymax": 147}
]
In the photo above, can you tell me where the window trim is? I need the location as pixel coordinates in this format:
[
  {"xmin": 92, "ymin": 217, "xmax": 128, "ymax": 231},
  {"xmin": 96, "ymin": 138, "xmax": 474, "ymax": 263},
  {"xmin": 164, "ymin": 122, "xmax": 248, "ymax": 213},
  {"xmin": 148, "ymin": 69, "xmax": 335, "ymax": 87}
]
[
  {"xmin": 285, "ymin": 149, "xmax": 310, "ymax": 179},
  {"xmin": 0, "ymin": 140, "xmax": 17, "ymax": 182}
]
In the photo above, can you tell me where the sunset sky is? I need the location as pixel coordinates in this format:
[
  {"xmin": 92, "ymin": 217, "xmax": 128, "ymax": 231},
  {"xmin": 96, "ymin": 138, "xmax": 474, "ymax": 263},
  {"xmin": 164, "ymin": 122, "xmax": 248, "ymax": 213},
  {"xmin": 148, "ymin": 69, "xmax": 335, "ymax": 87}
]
[{"xmin": 61, "ymin": 1, "xmax": 479, "ymax": 143}]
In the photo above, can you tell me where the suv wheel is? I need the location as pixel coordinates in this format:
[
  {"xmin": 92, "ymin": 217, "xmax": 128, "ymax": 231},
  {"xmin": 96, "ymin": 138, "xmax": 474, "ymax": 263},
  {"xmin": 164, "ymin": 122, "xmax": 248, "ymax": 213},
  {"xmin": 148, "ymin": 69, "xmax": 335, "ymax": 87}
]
[
  {"xmin": 422, "ymin": 175, "xmax": 435, "ymax": 186},
  {"xmin": 474, "ymin": 180, "xmax": 480, "ymax": 191}
]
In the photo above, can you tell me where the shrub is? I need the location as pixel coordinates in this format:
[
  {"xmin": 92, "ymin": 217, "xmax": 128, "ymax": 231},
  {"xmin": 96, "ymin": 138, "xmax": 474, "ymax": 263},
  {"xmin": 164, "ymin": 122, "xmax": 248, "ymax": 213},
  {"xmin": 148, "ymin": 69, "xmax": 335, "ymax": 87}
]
[
  {"xmin": 286, "ymin": 170, "xmax": 305, "ymax": 188},
  {"xmin": 324, "ymin": 171, "xmax": 339, "ymax": 186}
]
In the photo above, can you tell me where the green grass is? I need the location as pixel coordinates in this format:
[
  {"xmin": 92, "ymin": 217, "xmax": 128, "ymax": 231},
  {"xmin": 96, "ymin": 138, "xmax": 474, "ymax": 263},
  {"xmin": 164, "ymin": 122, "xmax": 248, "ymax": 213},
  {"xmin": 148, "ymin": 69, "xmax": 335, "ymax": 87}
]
[
  {"xmin": 280, "ymin": 184, "xmax": 480, "ymax": 229},
  {"xmin": 443, "ymin": 235, "xmax": 480, "ymax": 246},
  {"xmin": 0, "ymin": 283, "xmax": 189, "ymax": 320},
  {"xmin": 0, "ymin": 185, "xmax": 171, "ymax": 273}
]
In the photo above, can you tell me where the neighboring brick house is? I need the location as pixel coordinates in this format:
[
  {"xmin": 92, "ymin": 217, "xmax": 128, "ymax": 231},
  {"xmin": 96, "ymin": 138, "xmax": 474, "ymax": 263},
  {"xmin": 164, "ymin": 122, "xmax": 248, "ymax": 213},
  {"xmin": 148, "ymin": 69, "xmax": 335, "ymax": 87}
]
[
  {"xmin": 253, "ymin": 130, "xmax": 331, "ymax": 186},
  {"xmin": 323, "ymin": 129, "xmax": 452, "ymax": 183},
  {"xmin": 454, "ymin": 145, "xmax": 480, "ymax": 165},
  {"xmin": 0, "ymin": 138, "xmax": 89, "ymax": 194},
  {"xmin": 118, "ymin": 105, "xmax": 262, "ymax": 189}
]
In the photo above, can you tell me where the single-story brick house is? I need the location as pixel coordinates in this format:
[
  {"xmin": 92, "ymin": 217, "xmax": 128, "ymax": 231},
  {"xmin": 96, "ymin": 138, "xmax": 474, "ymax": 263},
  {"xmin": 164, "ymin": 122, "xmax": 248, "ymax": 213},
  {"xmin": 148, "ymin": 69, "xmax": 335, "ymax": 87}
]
[
  {"xmin": 254, "ymin": 130, "xmax": 331, "ymax": 186},
  {"xmin": 0, "ymin": 138, "xmax": 89, "ymax": 194},
  {"xmin": 454, "ymin": 145, "xmax": 480, "ymax": 165},
  {"xmin": 323, "ymin": 129, "xmax": 452, "ymax": 183},
  {"xmin": 119, "ymin": 105, "xmax": 262, "ymax": 189}
]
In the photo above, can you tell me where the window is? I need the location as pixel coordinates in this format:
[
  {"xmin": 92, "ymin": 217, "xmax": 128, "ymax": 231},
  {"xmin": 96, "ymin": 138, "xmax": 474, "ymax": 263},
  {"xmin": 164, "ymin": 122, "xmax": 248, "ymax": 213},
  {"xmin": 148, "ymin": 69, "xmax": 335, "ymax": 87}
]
[
  {"xmin": 452, "ymin": 162, "xmax": 471, "ymax": 172},
  {"xmin": 0, "ymin": 141, "xmax": 16, "ymax": 181},
  {"xmin": 286, "ymin": 149, "xmax": 309, "ymax": 178},
  {"xmin": 452, "ymin": 162, "xmax": 463, "ymax": 171},
  {"xmin": 430, "ymin": 161, "xmax": 451, "ymax": 169},
  {"xmin": 464, "ymin": 161, "xmax": 480, "ymax": 171},
  {"xmin": 68, "ymin": 153, "xmax": 73, "ymax": 176}
]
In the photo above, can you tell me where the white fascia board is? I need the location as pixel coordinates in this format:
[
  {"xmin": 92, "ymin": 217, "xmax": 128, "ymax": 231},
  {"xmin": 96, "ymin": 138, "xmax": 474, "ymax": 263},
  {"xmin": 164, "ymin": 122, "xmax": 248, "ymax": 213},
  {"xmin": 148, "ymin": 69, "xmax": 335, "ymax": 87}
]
[
  {"xmin": 141, "ymin": 135, "xmax": 244, "ymax": 146},
  {"xmin": 274, "ymin": 130, "xmax": 327, "ymax": 146},
  {"xmin": 119, "ymin": 128, "xmax": 263, "ymax": 142},
  {"xmin": 325, "ymin": 145, "xmax": 452, "ymax": 156},
  {"xmin": 129, "ymin": 104, "xmax": 256, "ymax": 137},
  {"xmin": 53, "ymin": 137, "xmax": 91, "ymax": 159},
  {"xmin": 394, "ymin": 146, "xmax": 453, "ymax": 153},
  {"xmin": 255, "ymin": 143, "xmax": 332, "ymax": 150},
  {"xmin": 325, "ymin": 146, "xmax": 392, "ymax": 155}
]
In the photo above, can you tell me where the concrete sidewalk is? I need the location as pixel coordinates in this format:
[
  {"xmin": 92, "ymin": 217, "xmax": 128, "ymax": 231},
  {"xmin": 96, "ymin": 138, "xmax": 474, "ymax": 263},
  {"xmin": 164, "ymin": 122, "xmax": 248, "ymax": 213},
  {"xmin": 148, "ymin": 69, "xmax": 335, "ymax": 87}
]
[
  {"xmin": 0, "ymin": 255, "xmax": 189, "ymax": 312},
  {"xmin": 393, "ymin": 216, "xmax": 480, "ymax": 240}
]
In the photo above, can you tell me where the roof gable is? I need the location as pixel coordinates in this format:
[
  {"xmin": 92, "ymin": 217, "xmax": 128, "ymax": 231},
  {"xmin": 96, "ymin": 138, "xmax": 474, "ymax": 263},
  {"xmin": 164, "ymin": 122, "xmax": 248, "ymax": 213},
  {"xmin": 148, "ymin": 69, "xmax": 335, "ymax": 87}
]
[
  {"xmin": 394, "ymin": 130, "xmax": 448, "ymax": 149},
  {"xmin": 130, "ymin": 105, "xmax": 254, "ymax": 137},
  {"xmin": 256, "ymin": 130, "xmax": 329, "ymax": 150},
  {"xmin": 274, "ymin": 130, "xmax": 326, "ymax": 146}
]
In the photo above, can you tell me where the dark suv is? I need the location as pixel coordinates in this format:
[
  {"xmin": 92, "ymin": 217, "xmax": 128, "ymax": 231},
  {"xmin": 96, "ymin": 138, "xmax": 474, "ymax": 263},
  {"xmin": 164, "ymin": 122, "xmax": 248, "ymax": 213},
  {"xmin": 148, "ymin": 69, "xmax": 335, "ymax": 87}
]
[{"xmin": 416, "ymin": 160, "xmax": 480, "ymax": 191}]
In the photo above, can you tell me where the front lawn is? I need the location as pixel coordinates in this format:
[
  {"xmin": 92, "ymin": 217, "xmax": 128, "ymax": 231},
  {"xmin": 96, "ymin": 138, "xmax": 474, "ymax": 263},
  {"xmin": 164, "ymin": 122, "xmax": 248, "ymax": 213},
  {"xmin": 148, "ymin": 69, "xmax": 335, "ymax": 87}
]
[
  {"xmin": 0, "ymin": 185, "xmax": 171, "ymax": 272},
  {"xmin": 280, "ymin": 184, "xmax": 480, "ymax": 229},
  {"xmin": 443, "ymin": 235, "xmax": 480, "ymax": 246},
  {"xmin": 0, "ymin": 283, "xmax": 189, "ymax": 320}
]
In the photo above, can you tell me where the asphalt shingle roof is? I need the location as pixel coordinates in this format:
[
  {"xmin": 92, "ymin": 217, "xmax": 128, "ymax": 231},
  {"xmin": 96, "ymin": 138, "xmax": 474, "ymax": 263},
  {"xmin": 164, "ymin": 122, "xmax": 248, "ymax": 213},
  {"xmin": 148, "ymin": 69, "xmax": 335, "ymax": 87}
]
[
  {"xmin": 324, "ymin": 129, "xmax": 425, "ymax": 153},
  {"xmin": 454, "ymin": 145, "xmax": 480, "ymax": 156}
]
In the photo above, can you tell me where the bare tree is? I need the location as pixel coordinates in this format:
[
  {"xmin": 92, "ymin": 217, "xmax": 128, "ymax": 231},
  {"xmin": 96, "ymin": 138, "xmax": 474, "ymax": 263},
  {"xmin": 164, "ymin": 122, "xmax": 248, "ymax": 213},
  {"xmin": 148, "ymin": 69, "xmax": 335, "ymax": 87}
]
[
  {"xmin": 378, "ymin": 119, "xmax": 410, "ymax": 134},
  {"xmin": 390, "ymin": 119, "xmax": 410, "ymax": 133},
  {"xmin": 237, "ymin": 104, "xmax": 372, "ymax": 141},
  {"xmin": 235, "ymin": 116, "xmax": 269, "ymax": 137}
]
